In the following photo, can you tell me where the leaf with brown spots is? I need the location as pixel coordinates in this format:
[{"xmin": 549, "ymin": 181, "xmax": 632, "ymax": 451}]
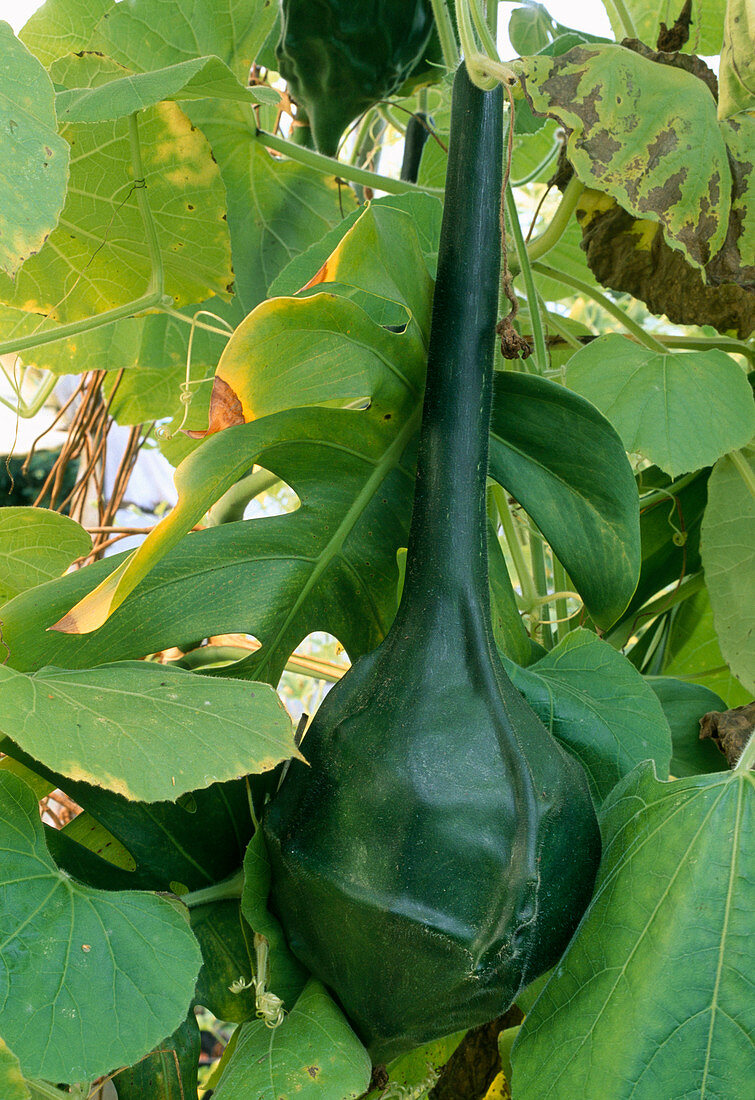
[
  {"xmin": 518, "ymin": 43, "xmax": 731, "ymax": 270},
  {"xmin": 210, "ymin": 980, "xmax": 371, "ymax": 1100}
]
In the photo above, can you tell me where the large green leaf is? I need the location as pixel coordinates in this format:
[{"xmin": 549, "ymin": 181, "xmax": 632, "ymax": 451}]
[
  {"xmin": 0, "ymin": 22, "xmax": 69, "ymax": 279},
  {"xmin": 112, "ymin": 1012, "xmax": 200, "ymax": 1100},
  {"xmin": 701, "ymin": 446, "xmax": 755, "ymax": 693},
  {"xmin": 0, "ymin": 661, "xmax": 296, "ymax": 802},
  {"xmin": 92, "ymin": 0, "xmax": 342, "ymax": 315},
  {"xmin": 517, "ymin": 44, "xmax": 731, "ymax": 270},
  {"xmin": 511, "ymin": 756, "xmax": 754, "ymax": 1098},
  {"xmin": 92, "ymin": 0, "xmax": 276, "ymax": 83},
  {"xmin": 56, "ymin": 55, "xmax": 274, "ymax": 124},
  {"xmin": 0, "ymin": 1039, "xmax": 28, "ymax": 1100},
  {"xmin": 607, "ymin": 0, "xmax": 726, "ymax": 54},
  {"xmin": 646, "ymin": 676, "xmax": 729, "ymax": 777},
  {"xmin": 20, "ymin": 0, "xmax": 111, "ymax": 68},
  {"xmin": 663, "ymin": 586, "xmax": 751, "ymax": 707},
  {"xmin": 0, "ymin": 507, "xmax": 90, "ymax": 606},
  {"xmin": 0, "ymin": 52, "xmax": 232, "ymax": 322},
  {"xmin": 0, "ymin": 771, "xmax": 203, "ymax": 1083},
  {"xmin": 719, "ymin": 0, "xmax": 755, "ymax": 119},
  {"xmin": 565, "ymin": 335, "xmax": 755, "ymax": 477},
  {"xmin": 211, "ymin": 980, "xmax": 371, "ymax": 1100},
  {"xmin": 507, "ymin": 629, "xmax": 672, "ymax": 806},
  {"xmin": 489, "ymin": 371, "xmax": 640, "ymax": 629}
]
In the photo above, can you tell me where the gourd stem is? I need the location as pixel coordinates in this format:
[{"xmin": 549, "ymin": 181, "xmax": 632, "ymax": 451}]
[
  {"xmin": 398, "ymin": 67, "xmax": 502, "ymax": 616},
  {"xmin": 429, "ymin": 0, "xmax": 460, "ymax": 70},
  {"xmin": 552, "ymin": 558, "xmax": 573, "ymax": 640},
  {"xmin": 256, "ymin": 129, "xmax": 444, "ymax": 196},
  {"xmin": 183, "ymin": 869, "xmax": 245, "ymax": 909}
]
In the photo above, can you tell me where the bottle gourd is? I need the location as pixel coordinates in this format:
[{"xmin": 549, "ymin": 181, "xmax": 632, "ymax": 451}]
[
  {"xmin": 276, "ymin": 0, "xmax": 435, "ymax": 155},
  {"xmin": 264, "ymin": 65, "xmax": 602, "ymax": 1061}
]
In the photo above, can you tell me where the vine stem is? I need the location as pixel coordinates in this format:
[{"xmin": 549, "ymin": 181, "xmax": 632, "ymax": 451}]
[
  {"xmin": 653, "ymin": 335, "xmax": 755, "ymax": 365},
  {"xmin": 505, "ymin": 184, "xmax": 547, "ymax": 373},
  {"xmin": 256, "ymin": 130, "xmax": 443, "ymax": 196},
  {"xmin": 27, "ymin": 1081, "xmax": 71, "ymax": 1099},
  {"xmin": 0, "ymin": 370, "xmax": 57, "ymax": 418},
  {"xmin": 429, "ymin": 0, "xmax": 460, "ymax": 69},
  {"xmin": 183, "ymin": 869, "xmax": 245, "ymax": 909},
  {"xmin": 602, "ymin": 0, "xmax": 638, "ymax": 38},
  {"xmin": 511, "ymin": 138, "xmax": 560, "ymax": 187},
  {"xmin": 532, "ymin": 261, "xmax": 670, "ymax": 353},
  {"xmin": 729, "ymin": 448, "xmax": 755, "ymax": 500},
  {"xmin": 522, "ymin": 176, "xmax": 584, "ymax": 265},
  {"xmin": 0, "ymin": 113, "xmax": 166, "ymax": 363},
  {"xmin": 492, "ymin": 482, "xmax": 537, "ymax": 608}
]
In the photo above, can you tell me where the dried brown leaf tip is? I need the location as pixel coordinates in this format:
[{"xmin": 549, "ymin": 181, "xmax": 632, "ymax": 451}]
[{"xmin": 185, "ymin": 376, "xmax": 245, "ymax": 438}]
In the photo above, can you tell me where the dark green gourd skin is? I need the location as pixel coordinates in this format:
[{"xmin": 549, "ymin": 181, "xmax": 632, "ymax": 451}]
[
  {"xmin": 276, "ymin": 1, "xmax": 435, "ymax": 155},
  {"xmin": 264, "ymin": 66, "xmax": 602, "ymax": 1062}
]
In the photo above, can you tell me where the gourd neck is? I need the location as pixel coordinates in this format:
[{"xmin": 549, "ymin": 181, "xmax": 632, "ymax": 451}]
[{"xmin": 397, "ymin": 67, "xmax": 503, "ymax": 622}]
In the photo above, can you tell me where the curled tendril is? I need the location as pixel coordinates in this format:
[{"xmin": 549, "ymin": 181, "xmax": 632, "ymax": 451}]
[
  {"xmin": 227, "ymin": 933, "xmax": 287, "ymax": 1029},
  {"xmin": 156, "ymin": 308, "xmax": 233, "ymax": 441}
]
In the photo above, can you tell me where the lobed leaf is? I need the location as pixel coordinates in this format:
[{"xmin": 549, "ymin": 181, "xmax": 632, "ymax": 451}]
[{"xmin": 0, "ymin": 771, "xmax": 202, "ymax": 1083}]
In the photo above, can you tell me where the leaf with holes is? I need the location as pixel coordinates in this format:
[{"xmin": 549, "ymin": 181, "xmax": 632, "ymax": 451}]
[
  {"xmin": 0, "ymin": 771, "xmax": 202, "ymax": 1083},
  {"xmin": 0, "ymin": 22, "xmax": 69, "ymax": 278},
  {"xmin": 604, "ymin": 0, "xmax": 725, "ymax": 55},
  {"xmin": 517, "ymin": 44, "xmax": 731, "ymax": 270},
  {"xmin": 511, "ymin": 756, "xmax": 755, "ymax": 1099}
]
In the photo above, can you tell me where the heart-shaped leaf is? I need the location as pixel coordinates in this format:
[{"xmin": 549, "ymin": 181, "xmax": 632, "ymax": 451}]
[
  {"xmin": 0, "ymin": 771, "xmax": 202, "ymax": 1083},
  {"xmin": 0, "ymin": 508, "xmax": 90, "ymax": 606},
  {"xmin": 566, "ymin": 335, "xmax": 755, "ymax": 477},
  {"xmin": 0, "ymin": 661, "xmax": 297, "ymax": 802},
  {"xmin": 507, "ymin": 629, "xmax": 672, "ymax": 805}
]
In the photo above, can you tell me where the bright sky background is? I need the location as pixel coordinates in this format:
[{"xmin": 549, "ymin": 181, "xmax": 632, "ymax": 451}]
[{"xmin": 5, "ymin": 0, "xmax": 614, "ymax": 48}]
